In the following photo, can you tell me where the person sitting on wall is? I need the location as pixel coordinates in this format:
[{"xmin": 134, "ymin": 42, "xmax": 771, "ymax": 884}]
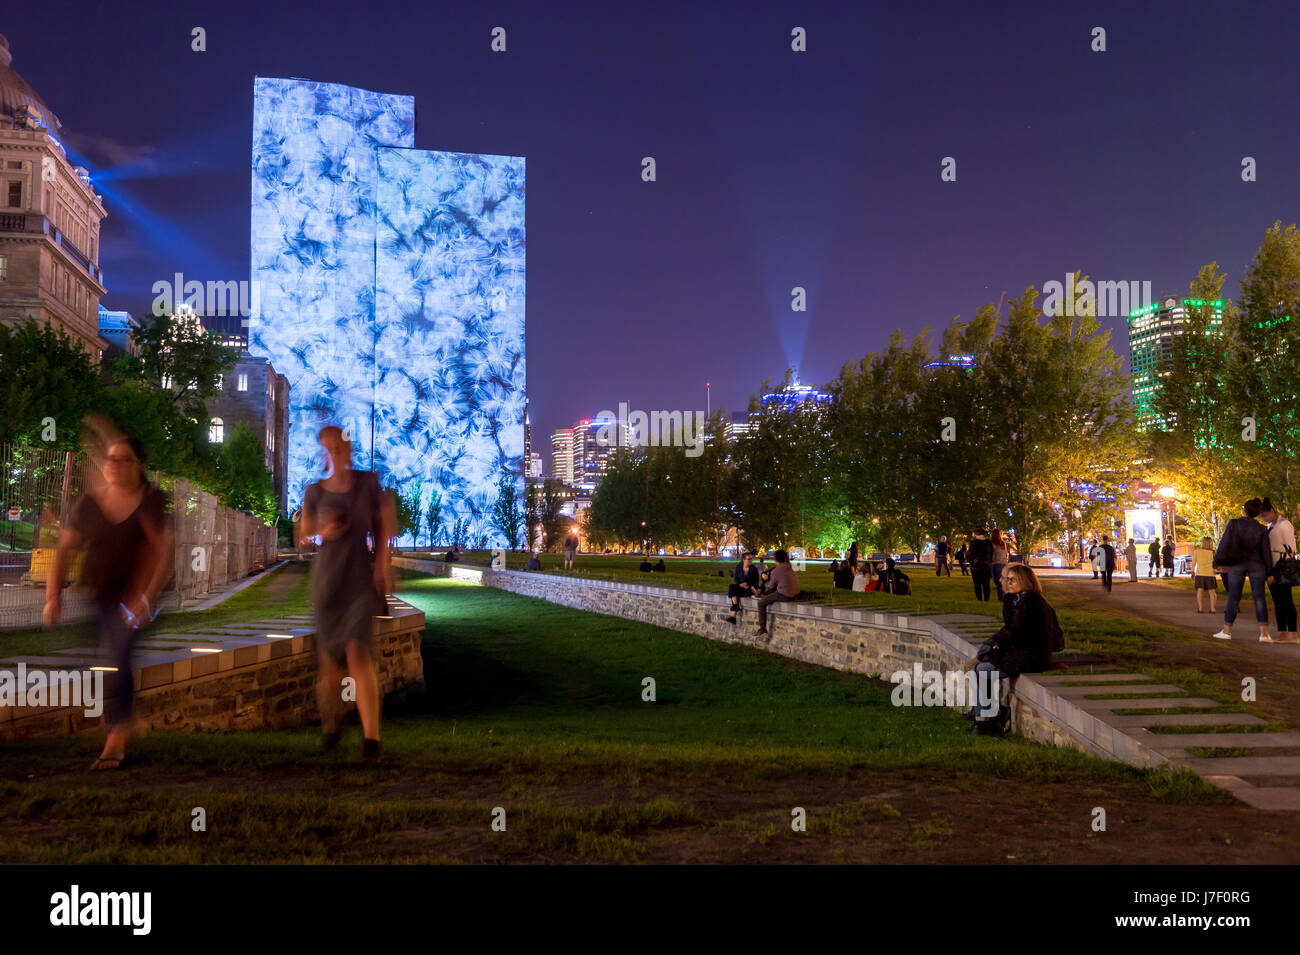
[
  {"xmin": 727, "ymin": 551, "xmax": 761, "ymax": 624},
  {"xmin": 639, "ymin": 558, "xmax": 654, "ymax": 572},
  {"xmin": 524, "ymin": 552, "xmax": 541, "ymax": 571},
  {"xmin": 966, "ymin": 563, "xmax": 1059, "ymax": 735},
  {"xmin": 852, "ymin": 562, "xmax": 875, "ymax": 592}
]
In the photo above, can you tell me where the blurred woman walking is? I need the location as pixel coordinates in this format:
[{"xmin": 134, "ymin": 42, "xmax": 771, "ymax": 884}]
[
  {"xmin": 297, "ymin": 425, "xmax": 396, "ymax": 765},
  {"xmin": 45, "ymin": 417, "xmax": 173, "ymax": 770}
]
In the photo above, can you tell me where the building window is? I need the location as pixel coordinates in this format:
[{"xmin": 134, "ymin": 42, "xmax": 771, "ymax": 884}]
[
  {"xmin": 209, "ymin": 418, "xmax": 224, "ymax": 443},
  {"xmin": 237, "ymin": 373, "xmax": 248, "ymax": 392},
  {"xmin": 6, "ymin": 181, "xmax": 20, "ymax": 207},
  {"xmin": 0, "ymin": 255, "xmax": 6, "ymax": 282}
]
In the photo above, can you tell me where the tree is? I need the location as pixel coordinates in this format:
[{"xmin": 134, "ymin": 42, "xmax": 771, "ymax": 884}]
[
  {"xmin": 427, "ymin": 488, "xmax": 443, "ymax": 547},
  {"xmin": 0, "ymin": 317, "xmax": 100, "ymax": 449},
  {"xmin": 1228, "ymin": 221, "xmax": 1300, "ymax": 513},
  {"xmin": 212, "ymin": 423, "xmax": 278, "ymax": 524},
  {"xmin": 490, "ymin": 475, "xmax": 524, "ymax": 550},
  {"xmin": 401, "ymin": 477, "xmax": 425, "ymax": 550},
  {"xmin": 537, "ymin": 479, "xmax": 566, "ymax": 552},
  {"xmin": 113, "ymin": 310, "xmax": 239, "ymax": 421}
]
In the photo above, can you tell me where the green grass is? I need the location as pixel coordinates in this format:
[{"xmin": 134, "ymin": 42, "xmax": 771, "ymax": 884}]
[{"xmin": 3, "ymin": 572, "xmax": 1259, "ymax": 864}]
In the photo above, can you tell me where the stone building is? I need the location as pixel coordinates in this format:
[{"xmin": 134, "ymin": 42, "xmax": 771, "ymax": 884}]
[
  {"xmin": 0, "ymin": 34, "xmax": 108, "ymax": 358},
  {"xmin": 206, "ymin": 355, "xmax": 290, "ymax": 516}
]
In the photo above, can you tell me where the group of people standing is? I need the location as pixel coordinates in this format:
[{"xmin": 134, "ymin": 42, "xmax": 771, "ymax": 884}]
[{"xmin": 1202, "ymin": 497, "xmax": 1298, "ymax": 644}]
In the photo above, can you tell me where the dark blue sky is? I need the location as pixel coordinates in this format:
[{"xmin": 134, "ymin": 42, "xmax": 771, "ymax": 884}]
[{"xmin": 7, "ymin": 0, "xmax": 1297, "ymax": 462}]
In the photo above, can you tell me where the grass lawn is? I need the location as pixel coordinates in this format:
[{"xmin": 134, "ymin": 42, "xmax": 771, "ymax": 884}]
[{"xmin": 2, "ymin": 566, "xmax": 1297, "ymax": 864}]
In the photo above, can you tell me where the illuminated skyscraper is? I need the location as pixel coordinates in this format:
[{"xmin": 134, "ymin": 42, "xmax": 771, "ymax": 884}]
[{"xmin": 1127, "ymin": 295, "xmax": 1224, "ymax": 429}]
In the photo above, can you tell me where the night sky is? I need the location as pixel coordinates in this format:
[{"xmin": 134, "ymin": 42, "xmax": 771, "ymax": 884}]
[{"xmin": 7, "ymin": 0, "xmax": 1298, "ymax": 470}]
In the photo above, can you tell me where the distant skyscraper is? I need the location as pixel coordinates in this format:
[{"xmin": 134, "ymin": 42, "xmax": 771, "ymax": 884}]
[
  {"xmin": 550, "ymin": 428, "xmax": 574, "ymax": 484},
  {"xmin": 1128, "ymin": 294, "xmax": 1224, "ymax": 429}
]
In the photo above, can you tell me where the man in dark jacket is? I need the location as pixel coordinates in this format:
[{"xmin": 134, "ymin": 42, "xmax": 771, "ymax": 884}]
[
  {"xmin": 727, "ymin": 552, "xmax": 761, "ymax": 623},
  {"xmin": 1162, "ymin": 541, "xmax": 1175, "ymax": 578},
  {"xmin": 1147, "ymin": 538, "xmax": 1161, "ymax": 578},
  {"xmin": 1099, "ymin": 535, "xmax": 1117, "ymax": 592},
  {"xmin": 1212, "ymin": 499, "xmax": 1276, "ymax": 642},
  {"xmin": 967, "ymin": 530, "xmax": 994, "ymax": 601},
  {"xmin": 955, "ymin": 543, "xmax": 968, "ymax": 575}
]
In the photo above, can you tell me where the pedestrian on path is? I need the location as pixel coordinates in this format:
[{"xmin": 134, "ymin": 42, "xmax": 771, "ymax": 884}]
[
  {"xmin": 1125, "ymin": 538, "xmax": 1139, "ymax": 583},
  {"xmin": 1088, "ymin": 538, "xmax": 1101, "ymax": 579},
  {"xmin": 1260, "ymin": 498, "xmax": 1298, "ymax": 644},
  {"xmin": 298, "ymin": 425, "xmax": 396, "ymax": 765},
  {"xmin": 991, "ymin": 530, "xmax": 1010, "ymax": 601},
  {"xmin": 935, "ymin": 536, "xmax": 951, "ymax": 576},
  {"xmin": 1162, "ymin": 540, "xmax": 1176, "ymax": 578},
  {"xmin": 968, "ymin": 529, "xmax": 994, "ymax": 601},
  {"xmin": 1212, "ymin": 498, "xmax": 1274, "ymax": 643},
  {"xmin": 1193, "ymin": 536, "xmax": 1218, "ymax": 615},
  {"xmin": 44, "ymin": 419, "xmax": 173, "ymax": 771},
  {"xmin": 1147, "ymin": 538, "xmax": 1161, "ymax": 578},
  {"xmin": 955, "ymin": 543, "xmax": 969, "ymax": 575},
  {"xmin": 1099, "ymin": 535, "xmax": 1116, "ymax": 591}
]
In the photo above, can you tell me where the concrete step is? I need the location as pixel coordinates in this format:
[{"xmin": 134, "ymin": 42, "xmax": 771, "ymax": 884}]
[
  {"xmin": 1053, "ymin": 684, "xmax": 1183, "ymax": 697},
  {"xmin": 1108, "ymin": 713, "xmax": 1267, "ymax": 728},
  {"xmin": 1036, "ymin": 673, "xmax": 1151, "ymax": 683},
  {"xmin": 1185, "ymin": 756, "xmax": 1300, "ymax": 776},
  {"xmin": 1140, "ymin": 731, "xmax": 1300, "ymax": 751},
  {"xmin": 1082, "ymin": 697, "xmax": 1222, "ymax": 710}
]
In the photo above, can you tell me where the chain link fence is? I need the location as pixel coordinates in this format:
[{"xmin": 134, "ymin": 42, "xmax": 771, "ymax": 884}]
[{"xmin": 1, "ymin": 444, "xmax": 278, "ymax": 629}]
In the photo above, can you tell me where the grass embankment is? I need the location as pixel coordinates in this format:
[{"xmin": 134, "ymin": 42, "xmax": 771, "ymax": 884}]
[{"xmin": 3, "ymin": 570, "xmax": 1298, "ymax": 863}]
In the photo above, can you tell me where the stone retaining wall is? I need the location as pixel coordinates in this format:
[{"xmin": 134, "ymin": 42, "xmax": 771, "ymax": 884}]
[
  {"xmin": 1, "ymin": 602, "xmax": 425, "ymax": 741},
  {"xmin": 396, "ymin": 558, "xmax": 1164, "ymax": 771}
]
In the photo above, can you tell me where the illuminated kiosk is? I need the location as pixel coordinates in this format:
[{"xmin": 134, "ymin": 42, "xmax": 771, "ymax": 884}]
[{"xmin": 250, "ymin": 77, "xmax": 525, "ymax": 546}]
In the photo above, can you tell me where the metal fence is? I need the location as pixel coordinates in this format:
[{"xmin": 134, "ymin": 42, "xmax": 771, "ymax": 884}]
[{"xmin": 1, "ymin": 444, "xmax": 277, "ymax": 629}]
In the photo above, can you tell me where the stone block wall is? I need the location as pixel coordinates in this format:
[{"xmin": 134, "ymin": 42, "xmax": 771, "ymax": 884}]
[{"xmin": 1, "ymin": 602, "xmax": 425, "ymax": 741}]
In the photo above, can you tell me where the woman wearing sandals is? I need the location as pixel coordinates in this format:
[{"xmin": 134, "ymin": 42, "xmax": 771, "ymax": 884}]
[
  {"xmin": 297, "ymin": 426, "xmax": 395, "ymax": 765},
  {"xmin": 1260, "ymin": 498, "xmax": 1298, "ymax": 644},
  {"xmin": 45, "ymin": 421, "xmax": 173, "ymax": 771}
]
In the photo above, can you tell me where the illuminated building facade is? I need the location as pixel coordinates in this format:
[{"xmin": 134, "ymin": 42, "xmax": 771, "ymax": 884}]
[
  {"xmin": 1127, "ymin": 295, "xmax": 1224, "ymax": 429},
  {"xmin": 250, "ymin": 77, "xmax": 525, "ymax": 545}
]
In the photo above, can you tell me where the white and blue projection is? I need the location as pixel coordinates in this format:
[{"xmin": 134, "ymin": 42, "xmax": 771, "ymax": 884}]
[{"xmin": 250, "ymin": 77, "xmax": 526, "ymax": 547}]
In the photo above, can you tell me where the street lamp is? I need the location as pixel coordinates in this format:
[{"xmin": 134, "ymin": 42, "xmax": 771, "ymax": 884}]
[{"xmin": 1159, "ymin": 486, "xmax": 1177, "ymax": 546}]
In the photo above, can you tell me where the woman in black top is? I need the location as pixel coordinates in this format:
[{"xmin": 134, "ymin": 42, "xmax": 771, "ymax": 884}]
[
  {"xmin": 970, "ymin": 564, "xmax": 1055, "ymax": 733},
  {"xmin": 46, "ymin": 426, "xmax": 173, "ymax": 770},
  {"xmin": 1212, "ymin": 498, "xmax": 1275, "ymax": 642},
  {"xmin": 298, "ymin": 426, "xmax": 396, "ymax": 765},
  {"xmin": 727, "ymin": 552, "xmax": 761, "ymax": 622}
]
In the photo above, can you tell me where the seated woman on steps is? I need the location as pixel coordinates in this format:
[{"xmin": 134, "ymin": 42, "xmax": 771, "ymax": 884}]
[{"xmin": 967, "ymin": 564, "xmax": 1056, "ymax": 735}]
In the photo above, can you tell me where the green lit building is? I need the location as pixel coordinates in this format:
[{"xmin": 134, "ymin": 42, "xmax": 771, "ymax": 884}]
[{"xmin": 1127, "ymin": 295, "xmax": 1224, "ymax": 429}]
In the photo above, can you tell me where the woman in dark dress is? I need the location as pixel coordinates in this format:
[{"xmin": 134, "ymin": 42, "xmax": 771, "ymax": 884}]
[
  {"xmin": 297, "ymin": 426, "xmax": 395, "ymax": 765},
  {"xmin": 45, "ymin": 427, "xmax": 173, "ymax": 770}
]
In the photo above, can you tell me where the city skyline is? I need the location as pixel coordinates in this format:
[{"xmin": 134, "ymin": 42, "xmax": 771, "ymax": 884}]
[{"xmin": 4, "ymin": 1, "xmax": 1297, "ymax": 456}]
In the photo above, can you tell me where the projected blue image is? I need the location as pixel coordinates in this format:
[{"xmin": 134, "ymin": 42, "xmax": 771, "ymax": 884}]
[
  {"xmin": 250, "ymin": 77, "xmax": 526, "ymax": 546},
  {"xmin": 250, "ymin": 77, "xmax": 415, "ymax": 507},
  {"xmin": 374, "ymin": 148, "xmax": 526, "ymax": 545}
]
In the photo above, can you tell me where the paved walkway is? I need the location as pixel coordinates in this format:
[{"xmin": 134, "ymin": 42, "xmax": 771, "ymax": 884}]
[{"xmin": 1053, "ymin": 573, "xmax": 1300, "ymax": 657}]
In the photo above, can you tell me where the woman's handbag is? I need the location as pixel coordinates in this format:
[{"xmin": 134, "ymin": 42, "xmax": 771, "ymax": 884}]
[{"xmin": 1274, "ymin": 545, "xmax": 1300, "ymax": 588}]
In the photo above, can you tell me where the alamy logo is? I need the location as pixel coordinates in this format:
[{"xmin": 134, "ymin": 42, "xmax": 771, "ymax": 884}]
[
  {"xmin": 151, "ymin": 272, "xmax": 261, "ymax": 319},
  {"xmin": 0, "ymin": 663, "xmax": 103, "ymax": 718},
  {"xmin": 1041, "ymin": 274, "xmax": 1152, "ymax": 319},
  {"xmin": 49, "ymin": 885, "xmax": 151, "ymax": 935},
  {"xmin": 890, "ymin": 663, "xmax": 999, "ymax": 716},
  {"xmin": 594, "ymin": 402, "xmax": 707, "ymax": 458}
]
